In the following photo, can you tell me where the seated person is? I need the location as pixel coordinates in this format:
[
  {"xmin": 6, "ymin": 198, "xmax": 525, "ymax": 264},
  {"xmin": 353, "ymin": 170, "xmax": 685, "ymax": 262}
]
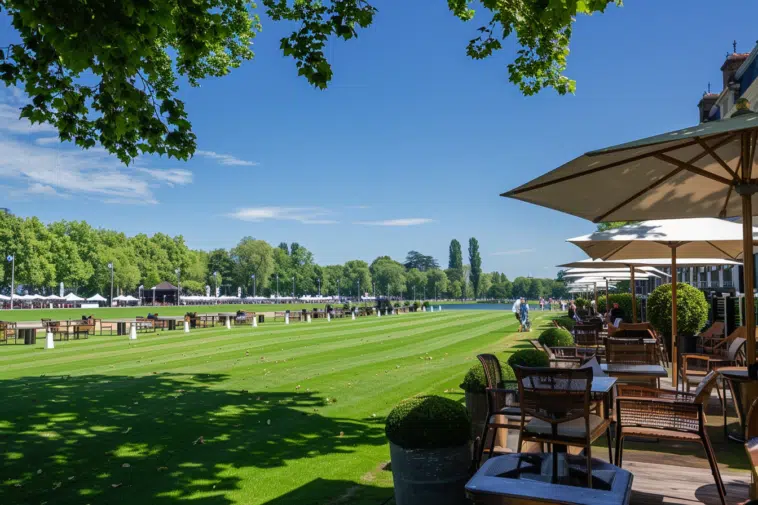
[{"xmin": 609, "ymin": 303, "xmax": 625, "ymax": 323}]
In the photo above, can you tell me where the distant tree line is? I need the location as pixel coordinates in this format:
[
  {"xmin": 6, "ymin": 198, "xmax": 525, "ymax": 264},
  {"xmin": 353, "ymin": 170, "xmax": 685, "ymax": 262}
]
[{"xmin": 0, "ymin": 213, "xmax": 569, "ymax": 299}]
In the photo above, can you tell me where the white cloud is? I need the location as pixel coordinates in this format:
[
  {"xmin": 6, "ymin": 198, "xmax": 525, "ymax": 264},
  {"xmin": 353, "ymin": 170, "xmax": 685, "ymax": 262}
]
[
  {"xmin": 226, "ymin": 207, "xmax": 337, "ymax": 224},
  {"xmin": 0, "ymin": 103, "xmax": 58, "ymax": 135},
  {"xmin": 353, "ymin": 218, "xmax": 434, "ymax": 226},
  {"xmin": 196, "ymin": 150, "xmax": 258, "ymax": 166},
  {"xmin": 137, "ymin": 168, "xmax": 193, "ymax": 185},
  {"xmin": 35, "ymin": 136, "xmax": 60, "ymax": 145},
  {"xmin": 491, "ymin": 248, "xmax": 536, "ymax": 256},
  {"xmin": 27, "ymin": 183, "xmax": 65, "ymax": 197}
]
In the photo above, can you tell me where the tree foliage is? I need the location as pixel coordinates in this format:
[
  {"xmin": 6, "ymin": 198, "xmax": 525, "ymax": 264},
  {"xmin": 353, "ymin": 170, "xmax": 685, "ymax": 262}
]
[
  {"xmin": 468, "ymin": 237, "xmax": 482, "ymax": 297},
  {"xmin": 0, "ymin": 0, "xmax": 619, "ymax": 163},
  {"xmin": 404, "ymin": 250, "xmax": 439, "ymax": 272}
]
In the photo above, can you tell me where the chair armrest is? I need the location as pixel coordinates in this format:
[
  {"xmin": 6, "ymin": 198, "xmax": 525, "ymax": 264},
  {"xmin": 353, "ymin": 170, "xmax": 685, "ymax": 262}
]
[
  {"xmin": 680, "ymin": 353, "xmax": 711, "ymax": 361},
  {"xmin": 616, "ymin": 384, "xmax": 696, "ymax": 402}
]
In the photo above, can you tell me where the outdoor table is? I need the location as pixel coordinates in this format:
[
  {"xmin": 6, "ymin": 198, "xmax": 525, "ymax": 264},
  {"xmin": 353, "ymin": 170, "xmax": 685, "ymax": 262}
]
[
  {"xmin": 601, "ymin": 363, "xmax": 667, "ymax": 383},
  {"xmin": 465, "ymin": 453, "xmax": 633, "ymax": 505},
  {"xmin": 155, "ymin": 316, "xmax": 182, "ymax": 331},
  {"xmin": 718, "ymin": 367, "xmax": 758, "ymax": 442},
  {"xmin": 217, "ymin": 312, "xmax": 236, "ymax": 326}
]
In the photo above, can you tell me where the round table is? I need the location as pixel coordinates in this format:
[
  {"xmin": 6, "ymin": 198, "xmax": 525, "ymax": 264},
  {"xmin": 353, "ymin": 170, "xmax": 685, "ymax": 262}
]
[{"xmin": 718, "ymin": 367, "xmax": 758, "ymax": 442}]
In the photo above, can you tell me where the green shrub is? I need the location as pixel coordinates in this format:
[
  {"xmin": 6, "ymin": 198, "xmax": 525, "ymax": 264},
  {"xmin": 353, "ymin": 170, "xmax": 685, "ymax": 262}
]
[
  {"xmin": 459, "ymin": 361, "xmax": 515, "ymax": 393},
  {"xmin": 423, "ymin": 301, "xmax": 430, "ymax": 308},
  {"xmin": 574, "ymin": 297, "xmax": 588, "ymax": 309},
  {"xmin": 539, "ymin": 327, "xmax": 573, "ymax": 347},
  {"xmin": 385, "ymin": 395, "xmax": 471, "ymax": 449},
  {"xmin": 553, "ymin": 316, "xmax": 576, "ymax": 331},
  {"xmin": 507, "ymin": 349, "xmax": 550, "ymax": 369},
  {"xmin": 648, "ymin": 283, "xmax": 708, "ymax": 338},
  {"xmin": 597, "ymin": 293, "xmax": 639, "ymax": 323}
]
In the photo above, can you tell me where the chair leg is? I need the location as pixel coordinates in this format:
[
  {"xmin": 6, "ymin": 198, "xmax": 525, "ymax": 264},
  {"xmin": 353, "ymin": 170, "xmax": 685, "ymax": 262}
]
[
  {"xmin": 586, "ymin": 444, "xmax": 593, "ymax": 489},
  {"xmin": 606, "ymin": 427, "xmax": 613, "ymax": 463},
  {"xmin": 614, "ymin": 424, "xmax": 624, "ymax": 467},
  {"xmin": 702, "ymin": 435, "xmax": 727, "ymax": 504},
  {"xmin": 487, "ymin": 426, "xmax": 499, "ymax": 462},
  {"xmin": 475, "ymin": 422, "xmax": 490, "ymax": 468}
]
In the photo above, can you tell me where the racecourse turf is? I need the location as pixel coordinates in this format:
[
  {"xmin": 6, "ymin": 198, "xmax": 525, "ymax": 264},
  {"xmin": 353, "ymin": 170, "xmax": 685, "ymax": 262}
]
[{"xmin": 0, "ymin": 309, "xmax": 546, "ymax": 505}]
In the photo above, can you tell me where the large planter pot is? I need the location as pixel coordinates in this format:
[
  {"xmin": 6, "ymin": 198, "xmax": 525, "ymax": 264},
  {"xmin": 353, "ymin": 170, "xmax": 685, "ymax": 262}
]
[
  {"xmin": 389, "ymin": 441, "xmax": 471, "ymax": 505},
  {"xmin": 465, "ymin": 391, "xmax": 487, "ymax": 440}
]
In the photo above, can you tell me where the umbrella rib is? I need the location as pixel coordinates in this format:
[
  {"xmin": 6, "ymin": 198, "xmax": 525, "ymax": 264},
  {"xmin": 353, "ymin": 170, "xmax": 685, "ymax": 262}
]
[
  {"xmin": 705, "ymin": 241, "xmax": 739, "ymax": 260},
  {"xmin": 654, "ymin": 154, "xmax": 732, "ymax": 186},
  {"xmin": 696, "ymin": 138, "xmax": 739, "ymax": 181},
  {"xmin": 503, "ymin": 137, "xmax": 714, "ymax": 197},
  {"xmin": 592, "ymin": 165, "xmax": 686, "ymax": 223},
  {"xmin": 600, "ymin": 242, "xmax": 631, "ymax": 261},
  {"xmin": 719, "ymin": 185, "xmax": 733, "ymax": 218}
]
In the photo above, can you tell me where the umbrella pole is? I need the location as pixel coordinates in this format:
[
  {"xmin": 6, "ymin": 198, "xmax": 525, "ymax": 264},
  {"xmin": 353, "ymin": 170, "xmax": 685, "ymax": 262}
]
[
  {"xmin": 671, "ymin": 247, "xmax": 678, "ymax": 389},
  {"xmin": 740, "ymin": 131, "xmax": 756, "ymax": 365},
  {"xmin": 606, "ymin": 278, "xmax": 610, "ymax": 316},
  {"xmin": 630, "ymin": 267, "xmax": 637, "ymax": 323},
  {"xmin": 594, "ymin": 282, "xmax": 598, "ymax": 315}
]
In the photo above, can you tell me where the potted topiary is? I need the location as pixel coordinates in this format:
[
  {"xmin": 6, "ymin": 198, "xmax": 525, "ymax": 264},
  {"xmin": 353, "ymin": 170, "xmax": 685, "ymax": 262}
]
[
  {"xmin": 507, "ymin": 349, "xmax": 550, "ymax": 369},
  {"xmin": 460, "ymin": 361, "xmax": 515, "ymax": 439},
  {"xmin": 538, "ymin": 327, "xmax": 574, "ymax": 348},
  {"xmin": 648, "ymin": 283, "xmax": 708, "ymax": 356},
  {"xmin": 412, "ymin": 301, "xmax": 420, "ymax": 312},
  {"xmin": 386, "ymin": 396, "xmax": 472, "ymax": 505}
]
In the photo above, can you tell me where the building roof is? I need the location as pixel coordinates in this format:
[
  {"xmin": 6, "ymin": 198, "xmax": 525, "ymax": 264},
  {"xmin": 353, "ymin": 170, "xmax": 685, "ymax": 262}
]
[
  {"xmin": 152, "ymin": 281, "xmax": 178, "ymax": 290},
  {"xmin": 721, "ymin": 52, "xmax": 750, "ymax": 70}
]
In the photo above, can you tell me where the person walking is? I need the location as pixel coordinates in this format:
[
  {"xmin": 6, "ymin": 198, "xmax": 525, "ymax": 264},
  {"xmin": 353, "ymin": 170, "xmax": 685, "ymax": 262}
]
[
  {"xmin": 519, "ymin": 297, "xmax": 530, "ymax": 332},
  {"xmin": 512, "ymin": 297, "xmax": 522, "ymax": 328}
]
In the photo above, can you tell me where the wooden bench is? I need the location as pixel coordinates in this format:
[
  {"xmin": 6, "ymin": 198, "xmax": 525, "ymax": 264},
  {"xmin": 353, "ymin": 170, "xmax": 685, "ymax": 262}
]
[{"xmin": 0, "ymin": 321, "xmax": 16, "ymax": 344}]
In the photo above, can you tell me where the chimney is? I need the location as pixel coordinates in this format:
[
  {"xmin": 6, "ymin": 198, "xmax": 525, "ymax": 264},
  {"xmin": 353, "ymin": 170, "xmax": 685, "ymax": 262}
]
[
  {"xmin": 698, "ymin": 93, "xmax": 719, "ymax": 122},
  {"xmin": 721, "ymin": 52, "xmax": 749, "ymax": 89}
]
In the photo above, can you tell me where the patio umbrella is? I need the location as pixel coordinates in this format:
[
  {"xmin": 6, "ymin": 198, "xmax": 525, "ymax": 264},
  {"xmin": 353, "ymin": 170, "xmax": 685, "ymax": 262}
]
[{"xmin": 503, "ymin": 109, "xmax": 758, "ymax": 370}]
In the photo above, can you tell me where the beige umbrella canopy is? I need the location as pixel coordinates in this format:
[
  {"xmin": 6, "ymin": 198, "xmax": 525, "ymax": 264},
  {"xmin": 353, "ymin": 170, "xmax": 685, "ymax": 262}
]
[{"xmin": 503, "ymin": 109, "xmax": 758, "ymax": 370}]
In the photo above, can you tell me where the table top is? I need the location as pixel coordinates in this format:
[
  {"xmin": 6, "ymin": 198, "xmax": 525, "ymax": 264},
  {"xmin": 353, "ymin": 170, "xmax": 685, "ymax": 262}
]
[
  {"xmin": 718, "ymin": 367, "xmax": 751, "ymax": 381},
  {"xmin": 601, "ymin": 363, "xmax": 668, "ymax": 378},
  {"xmin": 154, "ymin": 316, "xmax": 184, "ymax": 321},
  {"xmin": 217, "ymin": 312, "xmax": 237, "ymax": 316},
  {"xmin": 465, "ymin": 453, "xmax": 633, "ymax": 505},
  {"xmin": 520, "ymin": 377, "xmax": 616, "ymax": 394}
]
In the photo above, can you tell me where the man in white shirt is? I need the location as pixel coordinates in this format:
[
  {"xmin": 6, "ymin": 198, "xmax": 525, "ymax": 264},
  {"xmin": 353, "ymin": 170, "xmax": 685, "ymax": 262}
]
[{"xmin": 512, "ymin": 298, "xmax": 522, "ymax": 326}]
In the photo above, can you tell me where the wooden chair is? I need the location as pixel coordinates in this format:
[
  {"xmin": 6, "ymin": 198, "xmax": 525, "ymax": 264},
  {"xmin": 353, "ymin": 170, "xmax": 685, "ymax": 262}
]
[
  {"xmin": 475, "ymin": 354, "xmax": 522, "ymax": 467},
  {"xmin": 574, "ymin": 324, "xmax": 600, "ymax": 348},
  {"xmin": 515, "ymin": 366, "xmax": 612, "ymax": 488},
  {"xmin": 0, "ymin": 321, "xmax": 14, "ymax": 344},
  {"xmin": 618, "ymin": 323, "xmax": 669, "ymax": 367},
  {"xmin": 680, "ymin": 334, "xmax": 746, "ymax": 394},
  {"xmin": 744, "ymin": 396, "xmax": 758, "ymax": 500},
  {"xmin": 615, "ymin": 371, "xmax": 725, "ymax": 505},
  {"xmin": 697, "ymin": 321, "xmax": 726, "ymax": 354}
]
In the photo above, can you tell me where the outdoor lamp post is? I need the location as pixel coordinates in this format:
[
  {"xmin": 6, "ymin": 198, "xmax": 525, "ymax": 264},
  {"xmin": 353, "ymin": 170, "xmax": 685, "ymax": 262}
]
[
  {"xmin": 423, "ymin": 287, "xmax": 426, "ymax": 300},
  {"xmin": 292, "ymin": 276, "xmax": 295, "ymax": 297},
  {"xmin": 251, "ymin": 274, "xmax": 256, "ymax": 298},
  {"xmin": 317, "ymin": 277, "xmax": 321, "ymax": 296},
  {"xmin": 6, "ymin": 254, "xmax": 14, "ymax": 310},
  {"xmin": 175, "ymin": 268, "xmax": 181, "ymax": 306},
  {"xmin": 108, "ymin": 262, "xmax": 114, "ymax": 307},
  {"xmin": 213, "ymin": 271, "xmax": 218, "ymax": 298},
  {"xmin": 337, "ymin": 279, "xmax": 341, "ymax": 300},
  {"xmin": 276, "ymin": 274, "xmax": 279, "ymax": 298},
  {"xmin": 355, "ymin": 280, "xmax": 359, "ymax": 300},
  {"xmin": 413, "ymin": 286, "xmax": 416, "ymax": 301}
]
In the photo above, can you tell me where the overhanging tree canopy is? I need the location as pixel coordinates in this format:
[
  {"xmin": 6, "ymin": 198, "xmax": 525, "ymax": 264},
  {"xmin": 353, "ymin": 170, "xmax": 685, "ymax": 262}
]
[{"xmin": 0, "ymin": 0, "xmax": 620, "ymax": 163}]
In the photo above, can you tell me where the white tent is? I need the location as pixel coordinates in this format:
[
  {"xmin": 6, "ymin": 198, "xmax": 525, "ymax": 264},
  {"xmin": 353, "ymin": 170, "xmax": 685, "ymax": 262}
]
[
  {"xmin": 0, "ymin": 294, "xmax": 10, "ymax": 301},
  {"xmin": 123, "ymin": 295, "xmax": 139, "ymax": 302},
  {"xmin": 44, "ymin": 294, "xmax": 63, "ymax": 300},
  {"xmin": 64, "ymin": 292, "xmax": 85, "ymax": 302},
  {"xmin": 87, "ymin": 294, "xmax": 107, "ymax": 302},
  {"xmin": 113, "ymin": 295, "xmax": 127, "ymax": 301}
]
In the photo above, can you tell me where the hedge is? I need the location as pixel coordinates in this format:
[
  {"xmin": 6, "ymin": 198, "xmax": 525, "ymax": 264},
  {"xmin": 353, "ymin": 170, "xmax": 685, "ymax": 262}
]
[
  {"xmin": 385, "ymin": 395, "xmax": 471, "ymax": 449},
  {"xmin": 507, "ymin": 349, "xmax": 550, "ymax": 369},
  {"xmin": 539, "ymin": 327, "xmax": 574, "ymax": 347},
  {"xmin": 459, "ymin": 361, "xmax": 516, "ymax": 393},
  {"xmin": 648, "ymin": 283, "xmax": 708, "ymax": 338},
  {"xmin": 553, "ymin": 316, "xmax": 576, "ymax": 331}
]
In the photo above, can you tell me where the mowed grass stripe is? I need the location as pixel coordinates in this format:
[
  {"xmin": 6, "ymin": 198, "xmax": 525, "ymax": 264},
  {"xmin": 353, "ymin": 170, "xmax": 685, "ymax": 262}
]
[{"xmin": 0, "ymin": 313, "xmax": 479, "ymax": 377}]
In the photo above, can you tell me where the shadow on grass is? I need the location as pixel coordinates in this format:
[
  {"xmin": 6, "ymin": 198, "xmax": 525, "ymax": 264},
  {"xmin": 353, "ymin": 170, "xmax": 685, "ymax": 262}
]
[
  {"xmin": 0, "ymin": 373, "xmax": 386, "ymax": 505},
  {"xmin": 260, "ymin": 477, "xmax": 393, "ymax": 505}
]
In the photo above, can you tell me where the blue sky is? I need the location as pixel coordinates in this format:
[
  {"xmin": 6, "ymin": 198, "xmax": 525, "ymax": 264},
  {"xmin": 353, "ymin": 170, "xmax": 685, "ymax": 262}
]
[{"xmin": 1, "ymin": 1, "xmax": 758, "ymax": 278}]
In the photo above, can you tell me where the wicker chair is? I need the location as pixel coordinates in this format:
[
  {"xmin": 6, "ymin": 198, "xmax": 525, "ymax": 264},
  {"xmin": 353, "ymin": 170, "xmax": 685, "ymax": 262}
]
[
  {"xmin": 475, "ymin": 354, "xmax": 522, "ymax": 467},
  {"xmin": 680, "ymin": 335, "xmax": 746, "ymax": 394},
  {"xmin": 697, "ymin": 321, "xmax": 726, "ymax": 354},
  {"xmin": 574, "ymin": 324, "xmax": 600, "ymax": 348},
  {"xmin": 515, "ymin": 366, "xmax": 612, "ymax": 488},
  {"xmin": 615, "ymin": 371, "xmax": 725, "ymax": 505},
  {"xmin": 619, "ymin": 322, "xmax": 669, "ymax": 367},
  {"xmin": 745, "ymin": 397, "xmax": 758, "ymax": 500}
]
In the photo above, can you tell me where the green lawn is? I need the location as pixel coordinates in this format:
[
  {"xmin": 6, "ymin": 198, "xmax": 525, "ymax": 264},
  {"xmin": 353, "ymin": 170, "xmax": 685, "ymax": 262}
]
[{"xmin": 0, "ymin": 309, "xmax": 540, "ymax": 505}]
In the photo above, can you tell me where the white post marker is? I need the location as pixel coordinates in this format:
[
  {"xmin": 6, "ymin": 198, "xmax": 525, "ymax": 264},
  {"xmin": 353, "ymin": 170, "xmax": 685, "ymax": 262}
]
[
  {"xmin": 252, "ymin": 317, "xmax": 258, "ymax": 328},
  {"xmin": 184, "ymin": 320, "xmax": 190, "ymax": 333},
  {"xmin": 225, "ymin": 317, "xmax": 231, "ymax": 330},
  {"xmin": 430, "ymin": 306, "xmax": 434, "ymax": 312},
  {"xmin": 351, "ymin": 311, "xmax": 356, "ymax": 320},
  {"xmin": 438, "ymin": 305, "xmax": 442, "ymax": 311},
  {"xmin": 422, "ymin": 306, "xmax": 426, "ymax": 312},
  {"xmin": 129, "ymin": 324, "xmax": 137, "ymax": 340},
  {"xmin": 307, "ymin": 314, "xmax": 312, "ymax": 323},
  {"xmin": 377, "ymin": 309, "xmax": 381, "ymax": 318},
  {"xmin": 327, "ymin": 312, "xmax": 331, "ymax": 322},
  {"xmin": 45, "ymin": 331, "xmax": 55, "ymax": 349},
  {"xmin": 285, "ymin": 313, "xmax": 290, "ymax": 325}
]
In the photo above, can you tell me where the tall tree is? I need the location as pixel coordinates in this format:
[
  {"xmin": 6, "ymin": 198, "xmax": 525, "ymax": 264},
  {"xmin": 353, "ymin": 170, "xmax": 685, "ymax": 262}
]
[
  {"xmin": 448, "ymin": 240, "xmax": 463, "ymax": 270},
  {"xmin": 426, "ymin": 269, "xmax": 448, "ymax": 300},
  {"xmin": 343, "ymin": 260, "xmax": 372, "ymax": 296},
  {"xmin": 1, "ymin": 1, "xmax": 618, "ymax": 163},
  {"xmin": 404, "ymin": 251, "xmax": 439, "ymax": 272},
  {"xmin": 370, "ymin": 257, "xmax": 406, "ymax": 298},
  {"xmin": 468, "ymin": 237, "xmax": 482, "ymax": 298},
  {"xmin": 230, "ymin": 237, "xmax": 274, "ymax": 294}
]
